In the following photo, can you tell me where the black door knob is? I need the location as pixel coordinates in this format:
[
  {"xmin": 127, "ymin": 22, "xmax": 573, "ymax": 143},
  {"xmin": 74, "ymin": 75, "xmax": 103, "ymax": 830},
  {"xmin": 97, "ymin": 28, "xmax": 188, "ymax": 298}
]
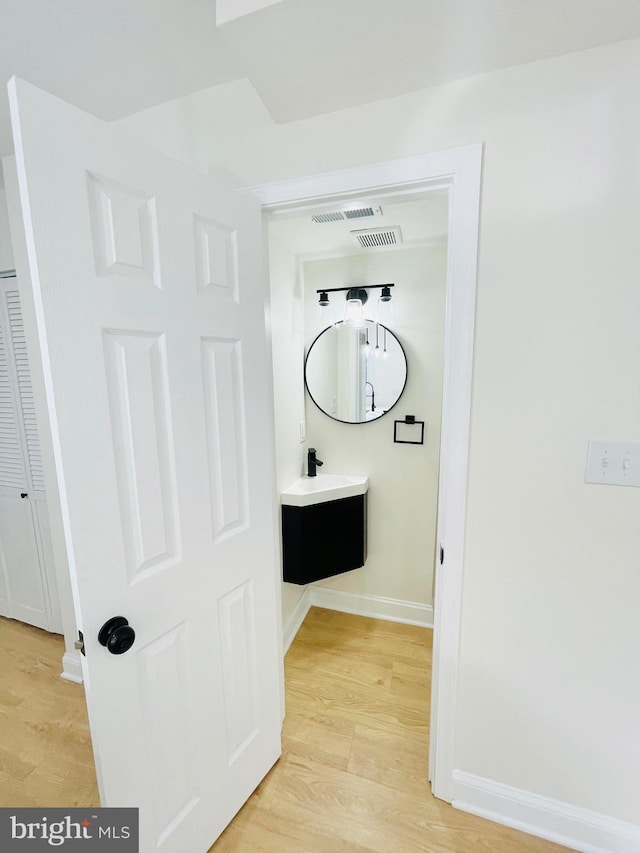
[
  {"xmin": 20, "ymin": 493, "xmax": 28, "ymax": 499},
  {"xmin": 98, "ymin": 616, "xmax": 136, "ymax": 655}
]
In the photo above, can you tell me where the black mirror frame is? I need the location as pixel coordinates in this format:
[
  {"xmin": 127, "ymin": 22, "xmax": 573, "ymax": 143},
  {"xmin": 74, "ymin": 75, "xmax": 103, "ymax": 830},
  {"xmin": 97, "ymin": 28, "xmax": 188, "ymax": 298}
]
[{"xmin": 304, "ymin": 320, "xmax": 408, "ymax": 425}]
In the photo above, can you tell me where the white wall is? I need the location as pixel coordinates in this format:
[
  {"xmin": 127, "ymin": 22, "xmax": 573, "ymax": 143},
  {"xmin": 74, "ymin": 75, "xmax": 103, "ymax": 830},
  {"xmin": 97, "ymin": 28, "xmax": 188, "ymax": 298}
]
[
  {"xmin": 303, "ymin": 247, "xmax": 446, "ymax": 606},
  {"xmin": 267, "ymin": 233, "xmax": 307, "ymax": 627},
  {"xmin": 116, "ymin": 38, "xmax": 640, "ymax": 831},
  {"xmin": 0, "ymin": 188, "xmax": 15, "ymax": 270},
  {"xmin": 305, "ymin": 324, "xmax": 339, "ymax": 417}
]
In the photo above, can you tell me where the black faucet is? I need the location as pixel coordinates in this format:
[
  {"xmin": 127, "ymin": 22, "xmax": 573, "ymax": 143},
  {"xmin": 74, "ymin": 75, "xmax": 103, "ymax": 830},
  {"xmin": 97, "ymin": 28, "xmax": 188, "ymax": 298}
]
[
  {"xmin": 307, "ymin": 448, "xmax": 323, "ymax": 477},
  {"xmin": 366, "ymin": 381, "xmax": 375, "ymax": 412}
]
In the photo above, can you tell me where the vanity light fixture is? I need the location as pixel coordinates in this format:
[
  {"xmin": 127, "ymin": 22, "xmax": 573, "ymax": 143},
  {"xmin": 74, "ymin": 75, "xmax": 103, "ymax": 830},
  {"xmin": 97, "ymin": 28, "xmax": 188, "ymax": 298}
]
[
  {"xmin": 375, "ymin": 284, "xmax": 395, "ymax": 325},
  {"xmin": 344, "ymin": 288, "xmax": 370, "ymax": 325},
  {"xmin": 382, "ymin": 326, "xmax": 389, "ymax": 360},
  {"xmin": 315, "ymin": 283, "xmax": 395, "ymax": 327},
  {"xmin": 344, "ymin": 298, "xmax": 364, "ymax": 325},
  {"xmin": 317, "ymin": 290, "xmax": 332, "ymax": 323}
]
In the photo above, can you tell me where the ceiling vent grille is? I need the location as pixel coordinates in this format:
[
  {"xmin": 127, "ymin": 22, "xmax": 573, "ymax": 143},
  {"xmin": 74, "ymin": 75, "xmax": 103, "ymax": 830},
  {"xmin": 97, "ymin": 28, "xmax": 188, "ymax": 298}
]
[
  {"xmin": 311, "ymin": 211, "xmax": 345, "ymax": 223},
  {"xmin": 343, "ymin": 206, "xmax": 376, "ymax": 219},
  {"xmin": 311, "ymin": 205, "xmax": 382, "ymax": 224},
  {"xmin": 351, "ymin": 226, "xmax": 403, "ymax": 249}
]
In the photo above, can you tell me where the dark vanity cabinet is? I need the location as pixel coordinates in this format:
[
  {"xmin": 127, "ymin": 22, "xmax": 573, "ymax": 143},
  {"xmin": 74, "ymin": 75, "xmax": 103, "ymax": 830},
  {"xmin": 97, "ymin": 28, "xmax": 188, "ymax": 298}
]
[{"xmin": 282, "ymin": 493, "xmax": 367, "ymax": 585}]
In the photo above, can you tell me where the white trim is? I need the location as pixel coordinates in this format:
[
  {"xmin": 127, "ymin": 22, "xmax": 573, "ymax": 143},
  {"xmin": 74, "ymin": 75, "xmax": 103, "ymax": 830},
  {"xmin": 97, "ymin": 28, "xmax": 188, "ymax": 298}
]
[
  {"xmin": 282, "ymin": 587, "xmax": 312, "ymax": 654},
  {"xmin": 253, "ymin": 145, "xmax": 482, "ymax": 802},
  {"xmin": 60, "ymin": 650, "xmax": 83, "ymax": 684},
  {"xmin": 248, "ymin": 149, "xmax": 472, "ymax": 209},
  {"xmin": 429, "ymin": 144, "xmax": 482, "ymax": 800},
  {"xmin": 282, "ymin": 586, "xmax": 432, "ymax": 656},
  {"xmin": 452, "ymin": 771, "xmax": 640, "ymax": 853},
  {"xmin": 311, "ymin": 586, "xmax": 433, "ymax": 628}
]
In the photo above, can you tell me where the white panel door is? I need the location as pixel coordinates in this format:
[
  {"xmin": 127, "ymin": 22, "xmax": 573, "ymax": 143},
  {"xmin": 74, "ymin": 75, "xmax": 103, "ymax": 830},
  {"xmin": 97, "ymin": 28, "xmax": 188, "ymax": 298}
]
[{"xmin": 9, "ymin": 78, "xmax": 282, "ymax": 853}]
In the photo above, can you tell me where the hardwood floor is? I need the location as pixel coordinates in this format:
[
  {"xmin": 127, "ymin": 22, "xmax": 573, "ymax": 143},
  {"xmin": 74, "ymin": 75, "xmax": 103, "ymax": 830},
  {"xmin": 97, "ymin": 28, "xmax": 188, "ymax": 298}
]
[
  {"xmin": 0, "ymin": 608, "xmax": 571, "ymax": 851},
  {"xmin": 213, "ymin": 607, "xmax": 571, "ymax": 853},
  {"xmin": 0, "ymin": 615, "xmax": 99, "ymax": 807}
]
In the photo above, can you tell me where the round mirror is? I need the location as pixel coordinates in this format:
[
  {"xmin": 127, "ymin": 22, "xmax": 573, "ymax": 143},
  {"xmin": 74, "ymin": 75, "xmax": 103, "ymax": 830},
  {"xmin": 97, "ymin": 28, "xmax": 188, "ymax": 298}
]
[{"xmin": 305, "ymin": 321, "xmax": 407, "ymax": 424}]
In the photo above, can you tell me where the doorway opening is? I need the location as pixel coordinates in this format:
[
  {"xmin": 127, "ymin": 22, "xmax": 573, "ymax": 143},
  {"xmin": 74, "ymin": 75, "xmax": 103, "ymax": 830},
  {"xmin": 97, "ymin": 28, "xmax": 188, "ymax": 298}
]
[
  {"xmin": 254, "ymin": 146, "xmax": 482, "ymax": 801},
  {"xmin": 265, "ymin": 184, "xmax": 448, "ymax": 796}
]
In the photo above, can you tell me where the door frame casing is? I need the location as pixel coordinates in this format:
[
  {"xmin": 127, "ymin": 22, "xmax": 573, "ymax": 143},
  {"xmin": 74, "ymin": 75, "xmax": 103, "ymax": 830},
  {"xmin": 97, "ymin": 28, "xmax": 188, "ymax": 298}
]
[{"xmin": 250, "ymin": 144, "xmax": 483, "ymax": 802}]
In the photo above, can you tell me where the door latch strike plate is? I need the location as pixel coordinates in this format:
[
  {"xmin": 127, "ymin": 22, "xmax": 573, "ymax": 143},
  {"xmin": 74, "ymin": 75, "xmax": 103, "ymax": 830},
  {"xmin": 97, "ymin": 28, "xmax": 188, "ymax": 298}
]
[{"xmin": 74, "ymin": 630, "xmax": 85, "ymax": 656}]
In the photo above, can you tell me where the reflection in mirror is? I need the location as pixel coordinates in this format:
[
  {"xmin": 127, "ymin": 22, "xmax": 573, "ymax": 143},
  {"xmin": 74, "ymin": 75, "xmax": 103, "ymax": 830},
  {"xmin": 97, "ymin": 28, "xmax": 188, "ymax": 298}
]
[{"xmin": 305, "ymin": 320, "xmax": 407, "ymax": 424}]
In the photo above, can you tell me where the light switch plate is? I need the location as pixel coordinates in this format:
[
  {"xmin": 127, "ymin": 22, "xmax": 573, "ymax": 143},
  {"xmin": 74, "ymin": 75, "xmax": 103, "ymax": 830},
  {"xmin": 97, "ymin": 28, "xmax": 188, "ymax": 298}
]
[
  {"xmin": 299, "ymin": 421, "xmax": 306, "ymax": 443},
  {"xmin": 585, "ymin": 440, "xmax": 640, "ymax": 487}
]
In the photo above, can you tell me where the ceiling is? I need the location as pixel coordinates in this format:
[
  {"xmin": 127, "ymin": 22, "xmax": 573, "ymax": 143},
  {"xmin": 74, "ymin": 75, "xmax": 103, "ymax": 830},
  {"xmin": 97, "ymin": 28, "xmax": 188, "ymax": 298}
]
[
  {"xmin": 268, "ymin": 191, "xmax": 448, "ymax": 260},
  {"xmin": 2, "ymin": 0, "xmax": 640, "ymax": 158}
]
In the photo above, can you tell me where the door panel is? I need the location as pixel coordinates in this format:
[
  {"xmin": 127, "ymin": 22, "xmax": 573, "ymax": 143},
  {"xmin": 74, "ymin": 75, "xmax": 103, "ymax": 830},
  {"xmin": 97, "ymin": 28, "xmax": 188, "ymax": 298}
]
[
  {"xmin": 219, "ymin": 580, "xmax": 260, "ymax": 764},
  {"xmin": 87, "ymin": 171, "xmax": 161, "ymax": 286},
  {"xmin": 10, "ymin": 77, "xmax": 282, "ymax": 853},
  {"xmin": 102, "ymin": 329, "xmax": 180, "ymax": 578},
  {"xmin": 201, "ymin": 337, "xmax": 249, "ymax": 541},
  {"xmin": 194, "ymin": 215, "xmax": 239, "ymax": 300},
  {"xmin": 0, "ymin": 492, "xmax": 48, "ymax": 627},
  {"xmin": 137, "ymin": 621, "xmax": 200, "ymax": 839}
]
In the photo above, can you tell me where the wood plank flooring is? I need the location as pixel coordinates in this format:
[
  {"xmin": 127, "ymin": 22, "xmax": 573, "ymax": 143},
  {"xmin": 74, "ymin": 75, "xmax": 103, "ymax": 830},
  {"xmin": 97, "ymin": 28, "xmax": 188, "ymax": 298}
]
[
  {"xmin": 0, "ymin": 616, "xmax": 99, "ymax": 807},
  {"xmin": 0, "ymin": 608, "xmax": 571, "ymax": 851},
  {"xmin": 213, "ymin": 607, "xmax": 571, "ymax": 853}
]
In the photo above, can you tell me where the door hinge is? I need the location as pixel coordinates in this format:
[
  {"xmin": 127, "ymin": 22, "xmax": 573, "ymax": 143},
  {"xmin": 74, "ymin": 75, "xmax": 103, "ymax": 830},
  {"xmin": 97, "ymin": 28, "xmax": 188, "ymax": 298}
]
[
  {"xmin": 74, "ymin": 630, "xmax": 85, "ymax": 656},
  {"xmin": 439, "ymin": 545, "xmax": 444, "ymax": 565}
]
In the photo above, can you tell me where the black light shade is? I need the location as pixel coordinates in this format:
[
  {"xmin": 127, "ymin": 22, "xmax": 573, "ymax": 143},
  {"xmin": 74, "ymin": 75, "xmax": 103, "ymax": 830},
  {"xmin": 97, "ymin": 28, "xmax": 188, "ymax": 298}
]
[
  {"xmin": 380, "ymin": 285, "xmax": 392, "ymax": 302},
  {"xmin": 318, "ymin": 291, "xmax": 329, "ymax": 306}
]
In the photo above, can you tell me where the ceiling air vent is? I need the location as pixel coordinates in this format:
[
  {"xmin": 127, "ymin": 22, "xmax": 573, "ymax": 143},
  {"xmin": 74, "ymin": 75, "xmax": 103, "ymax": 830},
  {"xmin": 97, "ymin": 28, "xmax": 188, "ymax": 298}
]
[
  {"xmin": 311, "ymin": 205, "xmax": 382, "ymax": 224},
  {"xmin": 311, "ymin": 211, "xmax": 345, "ymax": 223},
  {"xmin": 343, "ymin": 206, "xmax": 378, "ymax": 219},
  {"xmin": 351, "ymin": 226, "xmax": 403, "ymax": 249}
]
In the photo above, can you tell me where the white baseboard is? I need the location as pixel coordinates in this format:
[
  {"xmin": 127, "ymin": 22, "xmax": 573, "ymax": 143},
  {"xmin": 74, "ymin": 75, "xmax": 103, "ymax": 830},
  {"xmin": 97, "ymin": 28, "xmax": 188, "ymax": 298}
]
[
  {"xmin": 60, "ymin": 650, "xmax": 83, "ymax": 684},
  {"xmin": 452, "ymin": 771, "xmax": 640, "ymax": 853},
  {"xmin": 310, "ymin": 586, "xmax": 434, "ymax": 628},
  {"xmin": 282, "ymin": 587, "xmax": 312, "ymax": 654},
  {"xmin": 281, "ymin": 586, "xmax": 433, "ymax": 654}
]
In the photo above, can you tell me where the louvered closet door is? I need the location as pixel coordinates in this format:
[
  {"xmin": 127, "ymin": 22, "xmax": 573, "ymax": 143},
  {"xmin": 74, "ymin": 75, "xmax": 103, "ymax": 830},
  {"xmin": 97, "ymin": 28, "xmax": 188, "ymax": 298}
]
[{"xmin": 0, "ymin": 276, "xmax": 53, "ymax": 630}]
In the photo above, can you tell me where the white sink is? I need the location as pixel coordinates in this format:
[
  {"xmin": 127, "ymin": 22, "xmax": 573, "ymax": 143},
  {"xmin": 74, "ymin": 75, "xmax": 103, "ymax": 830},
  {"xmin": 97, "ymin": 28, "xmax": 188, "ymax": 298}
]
[{"xmin": 281, "ymin": 473, "xmax": 369, "ymax": 507}]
